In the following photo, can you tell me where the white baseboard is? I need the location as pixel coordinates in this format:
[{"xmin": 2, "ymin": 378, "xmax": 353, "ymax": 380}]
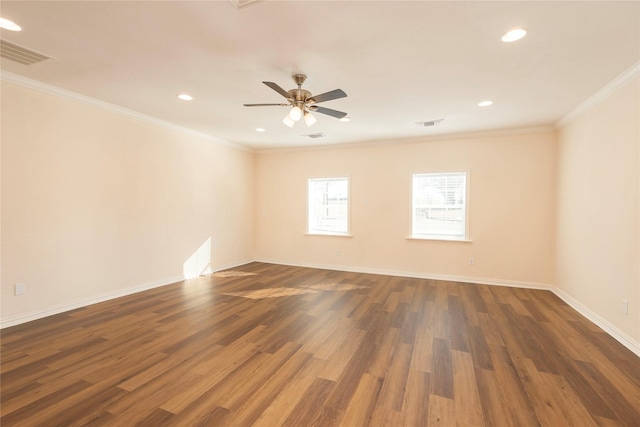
[
  {"xmin": 552, "ymin": 287, "xmax": 640, "ymax": 358},
  {"xmin": 253, "ymin": 258, "xmax": 552, "ymax": 290},
  {"xmin": 0, "ymin": 276, "xmax": 182, "ymax": 329},
  {"xmin": 0, "ymin": 259, "xmax": 253, "ymax": 329}
]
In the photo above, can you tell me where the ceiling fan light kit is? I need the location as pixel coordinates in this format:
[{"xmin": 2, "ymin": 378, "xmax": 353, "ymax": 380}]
[
  {"xmin": 304, "ymin": 111, "xmax": 317, "ymax": 127},
  {"xmin": 244, "ymin": 73, "xmax": 348, "ymax": 128},
  {"xmin": 289, "ymin": 105, "xmax": 303, "ymax": 121},
  {"xmin": 282, "ymin": 115, "xmax": 295, "ymax": 127}
]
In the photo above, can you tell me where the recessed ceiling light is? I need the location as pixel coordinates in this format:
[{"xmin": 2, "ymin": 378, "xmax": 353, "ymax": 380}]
[
  {"xmin": 339, "ymin": 117, "xmax": 351, "ymax": 122},
  {"xmin": 256, "ymin": 128, "xmax": 266, "ymax": 132},
  {"xmin": 0, "ymin": 18, "xmax": 22, "ymax": 31},
  {"xmin": 502, "ymin": 29, "xmax": 526, "ymax": 42},
  {"xmin": 478, "ymin": 100, "xmax": 493, "ymax": 107},
  {"xmin": 177, "ymin": 94, "xmax": 193, "ymax": 101}
]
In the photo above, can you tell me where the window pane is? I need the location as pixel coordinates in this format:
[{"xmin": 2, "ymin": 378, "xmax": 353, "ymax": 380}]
[
  {"xmin": 308, "ymin": 177, "xmax": 349, "ymax": 234},
  {"xmin": 412, "ymin": 172, "xmax": 466, "ymax": 239}
]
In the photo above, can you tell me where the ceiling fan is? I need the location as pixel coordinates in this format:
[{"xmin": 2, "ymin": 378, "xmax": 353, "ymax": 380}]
[{"xmin": 244, "ymin": 74, "xmax": 348, "ymax": 127}]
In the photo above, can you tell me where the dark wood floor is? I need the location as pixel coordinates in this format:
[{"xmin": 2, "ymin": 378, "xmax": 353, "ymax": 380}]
[{"xmin": 2, "ymin": 262, "xmax": 639, "ymax": 426}]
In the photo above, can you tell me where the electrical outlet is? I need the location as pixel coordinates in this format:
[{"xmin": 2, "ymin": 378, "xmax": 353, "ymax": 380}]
[
  {"xmin": 622, "ymin": 298, "xmax": 628, "ymax": 315},
  {"xmin": 336, "ymin": 249, "xmax": 341, "ymax": 256},
  {"xmin": 468, "ymin": 258, "xmax": 474, "ymax": 265},
  {"xmin": 15, "ymin": 283, "xmax": 26, "ymax": 296}
]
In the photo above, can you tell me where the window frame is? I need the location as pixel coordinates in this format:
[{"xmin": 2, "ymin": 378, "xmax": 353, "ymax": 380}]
[
  {"xmin": 410, "ymin": 171, "xmax": 470, "ymax": 242},
  {"xmin": 307, "ymin": 176, "xmax": 351, "ymax": 237}
]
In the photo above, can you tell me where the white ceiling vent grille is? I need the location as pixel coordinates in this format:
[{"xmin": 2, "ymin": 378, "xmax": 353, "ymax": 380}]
[
  {"xmin": 415, "ymin": 119, "xmax": 444, "ymax": 127},
  {"xmin": 303, "ymin": 133, "xmax": 326, "ymax": 139},
  {"xmin": 0, "ymin": 40, "xmax": 53, "ymax": 65}
]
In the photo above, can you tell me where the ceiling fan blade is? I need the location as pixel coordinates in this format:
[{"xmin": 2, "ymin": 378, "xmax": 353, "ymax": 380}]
[
  {"xmin": 308, "ymin": 89, "xmax": 347, "ymax": 104},
  {"xmin": 312, "ymin": 106, "xmax": 348, "ymax": 119},
  {"xmin": 244, "ymin": 103, "xmax": 290, "ymax": 107},
  {"xmin": 263, "ymin": 81, "xmax": 291, "ymax": 99}
]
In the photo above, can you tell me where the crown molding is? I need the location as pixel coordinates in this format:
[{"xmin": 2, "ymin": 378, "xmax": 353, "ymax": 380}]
[
  {"xmin": 255, "ymin": 124, "xmax": 556, "ymax": 155},
  {"xmin": 227, "ymin": 0, "xmax": 264, "ymax": 10},
  {"xmin": 556, "ymin": 61, "xmax": 640, "ymax": 128},
  {"xmin": 0, "ymin": 71, "xmax": 253, "ymax": 153}
]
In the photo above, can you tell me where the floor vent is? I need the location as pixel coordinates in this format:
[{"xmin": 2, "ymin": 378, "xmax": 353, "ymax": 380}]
[
  {"xmin": 303, "ymin": 133, "xmax": 326, "ymax": 139},
  {"xmin": 0, "ymin": 40, "xmax": 53, "ymax": 65}
]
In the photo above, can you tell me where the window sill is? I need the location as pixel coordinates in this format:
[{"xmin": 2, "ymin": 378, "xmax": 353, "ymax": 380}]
[
  {"xmin": 406, "ymin": 236, "xmax": 472, "ymax": 243},
  {"xmin": 305, "ymin": 233, "xmax": 354, "ymax": 238}
]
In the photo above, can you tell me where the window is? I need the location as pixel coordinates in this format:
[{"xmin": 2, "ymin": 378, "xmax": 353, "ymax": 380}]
[
  {"xmin": 412, "ymin": 172, "xmax": 468, "ymax": 240},
  {"xmin": 308, "ymin": 177, "xmax": 349, "ymax": 235}
]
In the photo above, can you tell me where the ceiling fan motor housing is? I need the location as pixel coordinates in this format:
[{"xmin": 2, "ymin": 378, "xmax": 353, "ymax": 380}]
[{"xmin": 288, "ymin": 89, "xmax": 312, "ymax": 102}]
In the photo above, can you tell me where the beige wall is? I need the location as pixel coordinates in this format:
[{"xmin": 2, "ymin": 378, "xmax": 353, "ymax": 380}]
[
  {"xmin": 255, "ymin": 131, "xmax": 557, "ymax": 287},
  {"xmin": 4, "ymin": 69, "xmax": 637, "ymax": 354},
  {"xmin": 1, "ymin": 81, "xmax": 255, "ymax": 322},
  {"xmin": 556, "ymin": 75, "xmax": 640, "ymax": 343}
]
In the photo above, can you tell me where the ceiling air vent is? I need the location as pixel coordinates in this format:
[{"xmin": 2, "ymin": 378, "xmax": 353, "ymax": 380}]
[
  {"xmin": 415, "ymin": 119, "xmax": 444, "ymax": 127},
  {"xmin": 0, "ymin": 40, "xmax": 53, "ymax": 65},
  {"xmin": 302, "ymin": 133, "xmax": 326, "ymax": 139}
]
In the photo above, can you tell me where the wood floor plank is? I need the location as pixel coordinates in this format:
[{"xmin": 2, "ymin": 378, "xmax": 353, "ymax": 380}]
[
  {"xmin": 9, "ymin": 375, "xmax": 130, "ymax": 426},
  {"xmin": 225, "ymin": 349, "xmax": 313, "ymax": 426},
  {"xmin": 158, "ymin": 342, "xmax": 264, "ymax": 413},
  {"xmin": 134, "ymin": 408, "xmax": 176, "ymax": 426},
  {"xmin": 2, "ymin": 262, "xmax": 639, "ymax": 426},
  {"xmin": 252, "ymin": 357, "xmax": 328, "ymax": 427},
  {"xmin": 112, "ymin": 371, "xmax": 206, "ymax": 424},
  {"xmin": 368, "ymin": 406, "xmax": 401, "ymax": 426},
  {"xmin": 475, "ymin": 366, "xmax": 528, "ymax": 427},
  {"xmin": 401, "ymin": 369, "xmax": 431, "ymax": 427},
  {"xmin": 375, "ymin": 342, "xmax": 413, "ymax": 411},
  {"xmin": 282, "ymin": 377, "xmax": 335, "ymax": 426},
  {"xmin": 488, "ymin": 344, "xmax": 539, "ymax": 423},
  {"xmin": 0, "ymin": 380, "xmax": 93, "ymax": 425},
  {"xmin": 309, "ymin": 316, "xmax": 359, "ymax": 361},
  {"xmin": 170, "ymin": 403, "xmax": 230, "ymax": 427},
  {"xmin": 476, "ymin": 311, "xmax": 505, "ymax": 346},
  {"xmin": 427, "ymin": 394, "xmax": 456, "ymax": 426},
  {"xmin": 340, "ymin": 372, "xmax": 383, "ymax": 427},
  {"xmin": 431, "ymin": 337, "xmax": 454, "ymax": 399},
  {"xmin": 318, "ymin": 328, "xmax": 367, "ymax": 381},
  {"xmin": 409, "ymin": 308, "xmax": 435, "ymax": 373},
  {"xmin": 539, "ymin": 370, "xmax": 599, "ymax": 427},
  {"xmin": 215, "ymin": 341, "xmax": 302, "ymax": 410},
  {"xmin": 448, "ymin": 295, "xmax": 472, "ymax": 352},
  {"xmin": 367, "ymin": 326, "xmax": 400, "ymax": 378},
  {"xmin": 452, "ymin": 349, "xmax": 484, "ymax": 426},
  {"xmin": 312, "ymin": 405, "xmax": 347, "ymax": 427},
  {"xmin": 457, "ymin": 283, "xmax": 481, "ymax": 328},
  {"xmin": 574, "ymin": 359, "xmax": 640, "ymax": 426},
  {"xmin": 408, "ymin": 280, "xmax": 436, "ymax": 313},
  {"xmin": 512, "ymin": 355, "xmax": 592, "ymax": 427}
]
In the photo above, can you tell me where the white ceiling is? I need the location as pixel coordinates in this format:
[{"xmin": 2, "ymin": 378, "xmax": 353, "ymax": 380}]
[{"xmin": 1, "ymin": 1, "xmax": 638, "ymax": 150}]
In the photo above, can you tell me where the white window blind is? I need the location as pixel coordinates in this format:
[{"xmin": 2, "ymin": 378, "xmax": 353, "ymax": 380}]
[
  {"xmin": 412, "ymin": 172, "xmax": 467, "ymax": 240},
  {"xmin": 308, "ymin": 177, "xmax": 349, "ymax": 235}
]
